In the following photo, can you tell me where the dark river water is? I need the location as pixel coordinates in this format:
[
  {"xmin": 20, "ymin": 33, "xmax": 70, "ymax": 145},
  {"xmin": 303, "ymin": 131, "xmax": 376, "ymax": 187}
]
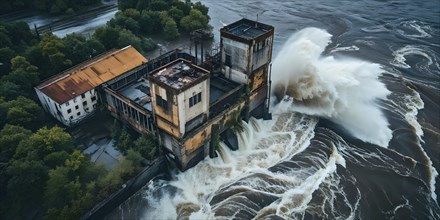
[{"xmin": 104, "ymin": 0, "xmax": 439, "ymax": 219}]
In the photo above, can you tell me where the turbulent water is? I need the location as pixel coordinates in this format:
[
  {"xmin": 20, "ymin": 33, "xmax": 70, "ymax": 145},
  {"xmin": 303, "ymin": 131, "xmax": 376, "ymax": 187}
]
[{"xmin": 108, "ymin": 0, "xmax": 439, "ymax": 219}]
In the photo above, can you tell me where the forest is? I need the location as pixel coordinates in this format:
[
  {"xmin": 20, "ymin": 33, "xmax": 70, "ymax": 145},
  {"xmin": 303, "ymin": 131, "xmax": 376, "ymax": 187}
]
[{"xmin": 0, "ymin": 0, "xmax": 210, "ymax": 219}]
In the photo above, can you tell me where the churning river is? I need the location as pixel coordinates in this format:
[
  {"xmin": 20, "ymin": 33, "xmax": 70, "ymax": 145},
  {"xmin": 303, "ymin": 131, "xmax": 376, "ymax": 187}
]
[{"xmin": 108, "ymin": 0, "xmax": 440, "ymax": 219}]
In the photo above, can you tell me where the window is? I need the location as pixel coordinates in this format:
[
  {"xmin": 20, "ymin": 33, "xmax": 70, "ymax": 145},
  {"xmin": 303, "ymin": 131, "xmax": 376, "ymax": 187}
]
[
  {"xmin": 67, "ymin": 109, "xmax": 71, "ymax": 114},
  {"xmin": 254, "ymin": 39, "xmax": 268, "ymax": 53},
  {"xmin": 225, "ymin": 54, "xmax": 231, "ymax": 67},
  {"xmin": 73, "ymin": 98, "xmax": 77, "ymax": 103},
  {"xmin": 156, "ymin": 95, "xmax": 168, "ymax": 111},
  {"xmin": 81, "ymin": 94, "xmax": 85, "ymax": 99},
  {"xmin": 83, "ymin": 101, "xmax": 87, "ymax": 106},
  {"xmin": 70, "ymin": 116, "xmax": 73, "ymax": 120},
  {"xmin": 91, "ymin": 96, "xmax": 97, "ymax": 102},
  {"xmin": 77, "ymin": 112, "xmax": 81, "ymax": 116},
  {"xmin": 85, "ymin": 108, "xmax": 89, "ymax": 112},
  {"xmin": 189, "ymin": 92, "xmax": 202, "ymax": 107},
  {"xmin": 66, "ymin": 102, "xmax": 70, "ymax": 106},
  {"xmin": 75, "ymin": 105, "xmax": 79, "ymax": 110}
]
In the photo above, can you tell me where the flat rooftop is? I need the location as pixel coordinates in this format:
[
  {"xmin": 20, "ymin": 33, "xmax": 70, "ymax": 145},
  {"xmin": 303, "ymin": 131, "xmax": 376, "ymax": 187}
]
[
  {"xmin": 149, "ymin": 58, "xmax": 209, "ymax": 90},
  {"xmin": 209, "ymin": 76, "xmax": 240, "ymax": 104},
  {"xmin": 118, "ymin": 77, "xmax": 152, "ymax": 111},
  {"xmin": 209, "ymin": 76, "xmax": 243, "ymax": 119},
  {"xmin": 36, "ymin": 45, "xmax": 147, "ymax": 104},
  {"xmin": 221, "ymin": 18, "xmax": 274, "ymax": 40}
]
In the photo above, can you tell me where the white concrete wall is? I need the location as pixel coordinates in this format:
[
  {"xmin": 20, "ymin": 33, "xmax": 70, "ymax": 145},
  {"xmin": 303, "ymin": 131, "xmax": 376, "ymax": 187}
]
[
  {"xmin": 251, "ymin": 36, "xmax": 272, "ymax": 71},
  {"xmin": 35, "ymin": 88, "xmax": 98, "ymax": 126},
  {"xmin": 222, "ymin": 66, "xmax": 248, "ymax": 84},
  {"xmin": 177, "ymin": 79, "xmax": 209, "ymax": 135},
  {"xmin": 35, "ymin": 88, "xmax": 67, "ymax": 125},
  {"xmin": 222, "ymin": 37, "xmax": 250, "ymax": 84}
]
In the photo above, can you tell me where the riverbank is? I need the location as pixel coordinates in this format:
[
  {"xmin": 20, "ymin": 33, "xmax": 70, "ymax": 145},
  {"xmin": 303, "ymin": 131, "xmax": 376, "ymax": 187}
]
[{"xmin": 81, "ymin": 156, "xmax": 167, "ymax": 220}]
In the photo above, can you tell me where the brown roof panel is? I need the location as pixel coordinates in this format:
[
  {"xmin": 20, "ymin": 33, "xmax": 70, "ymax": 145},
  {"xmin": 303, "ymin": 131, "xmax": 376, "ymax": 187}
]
[{"xmin": 37, "ymin": 46, "xmax": 147, "ymax": 104}]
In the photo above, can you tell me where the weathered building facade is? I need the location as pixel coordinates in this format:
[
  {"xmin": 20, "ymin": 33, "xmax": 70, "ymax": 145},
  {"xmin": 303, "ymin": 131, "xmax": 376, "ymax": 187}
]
[
  {"xmin": 36, "ymin": 19, "xmax": 274, "ymax": 171},
  {"xmin": 35, "ymin": 46, "xmax": 148, "ymax": 126},
  {"xmin": 221, "ymin": 18, "xmax": 274, "ymax": 119}
]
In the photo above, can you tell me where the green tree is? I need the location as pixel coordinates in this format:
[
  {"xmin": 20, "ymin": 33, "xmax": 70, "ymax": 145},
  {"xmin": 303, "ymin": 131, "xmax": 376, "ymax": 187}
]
[
  {"xmin": 167, "ymin": 6, "xmax": 184, "ymax": 25},
  {"xmin": 136, "ymin": 0, "xmax": 151, "ymax": 10},
  {"xmin": 62, "ymin": 33, "xmax": 105, "ymax": 65},
  {"xmin": 117, "ymin": 28, "xmax": 143, "ymax": 52},
  {"xmin": 0, "ymin": 96, "xmax": 43, "ymax": 128},
  {"xmin": 0, "ymin": 81, "xmax": 21, "ymax": 100},
  {"xmin": 141, "ymin": 37, "xmax": 157, "ymax": 51},
  {"xmin": 111, "ymin": 119, "xmax": 122, "ymax": 141},
  {"xmin": 126, "ymin": 149, "xmax": 142, "ymax": 168},
  {"xmin": 175, "ymin": 0, "xmax": 192, "ymax": 15},
  {"xmin": 139, "ymin": 10, "xmax": 162, "ymax": 34},
  {"xmin": 0, "ymin": 26, "xmax": 12, "ymax": 48},
  {"xmin": 180, "ymin": 9, "xmax": 209, "ymax": 32},
  {"xmin": 0, "ymin": 125, "xmax": 31, "ymax": 163},
  {"xmin": 37, "ymin": 33, "xmax": 72, "ymax": 76},
  {"xmin": 117, "ymin": 129, "xmax": 132, "ymax": 152},
  {"xmin": 14, "ymin": 126, "xmax": 74, "ymax": 163},
  {"xmin": 110, "ymin": 11, "xmax": 141, "ymax": 34},
  {"xmin": 118, "ymin": 0, "xmax": 138, "ymax": 10},
  {"xmin": 149, "ymin": 0, "xmax": 169, "ymax": 11},
  {"xmin": 163, "ymin": 19, "xmax": 179, "ymax": 40},
  {"xmin": 0, "ymin": 47, "xmax": 16, "ymax": 76},
  {"xmin": 93, "ymin": 26, "xmax": 121, "ymax": 50},
  {"xmin": 2, "ymin": 56, "xmax": 40, "ymax": 96},
  {"xmin": 44, "ymin": 151, "xmax": 106, "ymax": 219},
  {"xmin": 6, "ymin": 159, "xmax": 48, "ymax": 205},
  {"xmin": 192, "ymin": 2, "xmax": 209, "ymax": 16},
  {"xmin": 133, "ymin": 134, "xmax": 159, "ymax": 160},
  {"xmin": 0, "ymin": 124, "xmax": 31, "ymax": 198}
]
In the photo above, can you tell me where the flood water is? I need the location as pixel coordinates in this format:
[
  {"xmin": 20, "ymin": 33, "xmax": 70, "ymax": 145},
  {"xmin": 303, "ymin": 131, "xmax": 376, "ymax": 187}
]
[
  {"xmin": 107, "ymin": 0, "xmax": 439, "ymax": 219},
  {"xmin": 5, "ymin": 0, "xmax": 439, "ymax": 219}
]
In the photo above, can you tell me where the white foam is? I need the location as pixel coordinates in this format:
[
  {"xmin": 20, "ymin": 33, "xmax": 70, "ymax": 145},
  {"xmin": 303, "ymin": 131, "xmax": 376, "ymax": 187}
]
[
  {"xmin": 404, "ymin": 91, "xmax": 438, "ymax": 202},
  {"xmin": 397, "ymin": 20, "xmax": 432, "ymax": 38},
  {"xmin": 391, "ymin": 45, "xmax": 434, "ymax": 69},
  {"xmin": 272, "ymin": 28, "xmax": 392, "ymax": 147},
  {"xmin": 141, "ymin": 114, "xmax": 318, "ymax": 219},
  {"xmin": 330, "ymin": 45, "xmax": 360, "ymax": 53},
  {"xmin": 275, "ymin": 145, "xmax": 345, "ymax": 217}
]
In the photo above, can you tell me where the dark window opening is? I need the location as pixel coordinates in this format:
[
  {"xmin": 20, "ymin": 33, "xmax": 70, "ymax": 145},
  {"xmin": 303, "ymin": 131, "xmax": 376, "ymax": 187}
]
[
  {"xmin": 91, "ymin": 96, "xmax": 97, "ymax": 102},
  {"xmin": 67, "ymin": 109, "xmax": 71, "ymax": 114},
  {"xmin": 83, "ymin": 101, "xmax": 87, "ymax": 106},
  {"xmin": 189, "ymin": 92, "xmax": 202, "ymax": 107},
  {"xmin": 77, "ymin": 112, "xmax": 80, "ymax": 116},
  {"xmin": 225, "ymin": 54, "xmax": 231, "ymax": 67},
  {"xmin": 81, "ymin": 94, "xmax": 85, "ymax": 99},
  {"xmin": 75, "ymin": 105, "xmax": 79, "ymax": 110},
  {"xmin": 156, "ymin": 95, "xmax": 169, "ymax": 111}
]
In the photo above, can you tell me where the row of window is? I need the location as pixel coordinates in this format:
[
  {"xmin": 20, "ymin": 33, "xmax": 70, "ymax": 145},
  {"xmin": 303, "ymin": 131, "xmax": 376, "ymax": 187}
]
[
  {"xmin": 156, "ymin": 95, "xmax": 169, "ymax": 111},
  {"xmin": 155, "ymin": 92, "xmax": 202, "ymax": 111},
  {"xmin": 110, "ymin": 94, "xmax": 154, "ymax": 131},
  {"xmin": 189, "ymin": 92, "xmax": 202, "ymax": 107},
  {"xmin": 253, "ymin": 38, "xmax": 270, "ymax": 53},
  {"xmin": 66, "ymin": 94, "xmax": 96, "ymax": 106}
]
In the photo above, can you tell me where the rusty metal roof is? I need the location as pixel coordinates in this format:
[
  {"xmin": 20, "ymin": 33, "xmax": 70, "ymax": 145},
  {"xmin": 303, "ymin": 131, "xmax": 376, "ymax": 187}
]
[{"xmin": 36, "ymin": 46, "xmax": 147, "ymax": 104}]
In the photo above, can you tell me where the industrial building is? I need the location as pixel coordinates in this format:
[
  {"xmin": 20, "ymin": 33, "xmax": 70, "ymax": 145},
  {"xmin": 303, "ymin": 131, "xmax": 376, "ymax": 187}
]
[
  {"xmin": 35, "ymin": 46, "xmax": 148, "ymax": 126},
  {"xmin": 35, "ymin": 18, "xmax": 274, "ymax": 170}
]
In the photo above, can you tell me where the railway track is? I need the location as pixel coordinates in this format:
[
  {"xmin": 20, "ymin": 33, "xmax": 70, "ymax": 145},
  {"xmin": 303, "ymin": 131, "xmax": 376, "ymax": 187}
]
[{"xmin": 34, "ymin": 4, "xmax": 118, "ymax": 34}]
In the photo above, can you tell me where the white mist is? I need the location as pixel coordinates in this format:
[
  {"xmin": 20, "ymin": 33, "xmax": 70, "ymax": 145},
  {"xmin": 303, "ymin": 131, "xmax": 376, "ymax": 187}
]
[{"xmin": 272, "ymin": 27, "xmax": 392, "ymax": 147}]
